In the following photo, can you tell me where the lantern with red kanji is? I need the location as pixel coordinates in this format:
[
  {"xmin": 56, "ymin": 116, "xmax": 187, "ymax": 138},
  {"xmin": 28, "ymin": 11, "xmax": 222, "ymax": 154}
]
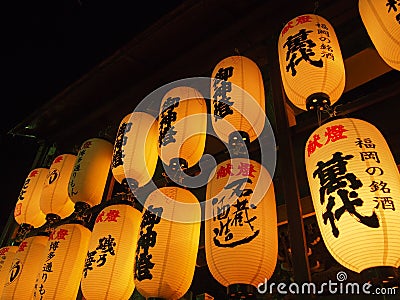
[
  {"xmin": 305, "ymin": 118, "xmax": 400, "ymax": 277},
  {"xmin": 0, "ymin": 246, "xmax": 18, "ymax": 296}
]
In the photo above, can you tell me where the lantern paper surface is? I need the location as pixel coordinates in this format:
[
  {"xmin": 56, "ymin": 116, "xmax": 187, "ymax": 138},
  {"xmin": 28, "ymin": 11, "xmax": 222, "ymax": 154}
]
[
  {"xmin": 1, "ymin": 235, "xmax": 48, "ymax": 300},
  {"xmin": 68, "ymin": 138, "xmax": 113, "ymax": 207},
  {"xmin": 158, "ymin": 86, "xmax": 207, "ymax": 168},
  {"xmin": 305, "ymin": 118, "xmax": 400, "ymax": 272},
  {"xmin": 134, "ymin": 187, "xmax": 201, "ymax": 299},
  {"xmin": 359, "ymin": 0, "xmax": 400, "ymax": 71},
  {"xmin": 81, "ymin": 204, "xmax": 142, "ymax": 300},
  {"xmin": 0, "ymin": 246, "xmax": 18, "ymax": 297},
  {"xmin": 40, "ymin": 154, "xmax": 76, "ymax": 219},
  {"xmin": 205, "ymin": 158, "xmax": 277, "ymax": 287},
  {"xmin": 33, "ymin": 223, "xmax": 91, "ymax": 300},
  {"xmin": 111, "ymin": 112, "xmax": 159, "ymax": 187},
  {"xmin": 211, "ymin": 55, "xmax": 266, "ymax": 143},
  {"xmin": 14, "ymin": 168, "xmax": 47, "ymax": 228},
  {"xmin": 278, "ymin": 14, "xmax": 345, "ymax": 111}
]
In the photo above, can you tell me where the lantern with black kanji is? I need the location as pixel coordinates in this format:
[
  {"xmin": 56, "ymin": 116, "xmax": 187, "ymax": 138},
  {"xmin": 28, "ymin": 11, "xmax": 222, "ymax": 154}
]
[
  {"xmin": 68, "ymin": 137, "xmax": 113, "ymax": 208},
  {"xmin": 211, "ymin": 55, "xmax": 266, "ymax": 145},
  {"xmin": 278, "ymin": 14, "xmax": 345, "ymax": 111},
  {"xmin": 0, "ymin": 246, "xmax": 18, "ymax": 296},
  {"xmin": 33, "ymin": 223, "xmax": 91, "ymax": 300},
  {"xmin": 40, "ymin": 154, "xmax": 77, "ymax": 220},
  {"xmin": 205, "ymin": 158, "xmax": 277, "ymax": 298},
  {"xmin": 111, "ymin": 111, "xmax": 159, "ymax": 192},
  {"xmin": 134, "ymin": 186, "xmax": 201, "ymax": 299},
  {"xmin": 14, "ymin": 168, "xmax": 48, "ymax": 229},
  {"xmin": 1, "ymin": 235, "xmax": 48, "ymax": 299},
  {"xmin": 158, "ymin": 86, "xmax": 207, "ymax": 172},
  {"xmin": 359, "ymin": 0, "xmax": 400, "ymax": 71},
  {"xmin": 305, "ymin": 118, "xmax": 400, "ymax": 277}
]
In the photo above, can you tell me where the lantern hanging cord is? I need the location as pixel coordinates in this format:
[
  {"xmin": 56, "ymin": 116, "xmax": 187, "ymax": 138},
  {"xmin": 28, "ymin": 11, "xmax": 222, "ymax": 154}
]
[{"xmin": 313, "ymin": 1, "xmax": 319, "ymax": 14}]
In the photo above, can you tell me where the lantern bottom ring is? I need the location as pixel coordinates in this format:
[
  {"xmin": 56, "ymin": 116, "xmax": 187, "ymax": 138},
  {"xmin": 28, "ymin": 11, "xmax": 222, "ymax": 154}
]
[
  {"xmin": 306, "ymin": 92, "xmax": 330, "ymax": 111},
  {"xmin": 227, "ymin": 283, "xmax": 258, "ymax": 299}
]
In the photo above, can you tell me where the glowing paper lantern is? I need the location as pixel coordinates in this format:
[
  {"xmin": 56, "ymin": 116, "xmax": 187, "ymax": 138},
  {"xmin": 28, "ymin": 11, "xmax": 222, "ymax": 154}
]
[
  {"xmin": 33, "ymin": 223, "xmax": 91, "ymax": 300},
  {"xmin": 68, "ymin": 138, "xmax": 113, "ymax": 207},
  {"xmin": 158, "ymin": 86, "xmax": 207, "ymax": 168},
  {"xmin": 134, "ymin": 187, "xmax": 201, "ymax": 299},
  {"xmin": 81, "ymin": 204, "xmax": 142, "ymax": 300},
  {"xmin": 40, "ymin": 154, "xmax": 76, "ymax": 219},
  {"xmin": 1, "ymin": 235, "xmax": 48, "ymax": 299},
  {"xmin": 111, "ymin": 112, "xmax": 159, "ymax": 188},
  {"xmin": 205, "ymin": 158, "xmax": 277, "ymax": 296},
  {"xmin": 305, "ymin": 118, "xmax": 400, "ymax": 273},
  {"xmin": 211, "ymin": 55, "xmax": 266, "ymax": 143},
  {"xmin": 359, "ymin": 0, "xmax": 400, "ymax": 70},
  {"xmin": 14, "ymin": 168, "xmax": 47, "ymax": 228},
  {"xmin": 0, "ymin": 246, "xmax": 18, "ymax": 296},
  {"xmin": 278, "ymin": 14, "xmax": 345, "ymax": 111}
]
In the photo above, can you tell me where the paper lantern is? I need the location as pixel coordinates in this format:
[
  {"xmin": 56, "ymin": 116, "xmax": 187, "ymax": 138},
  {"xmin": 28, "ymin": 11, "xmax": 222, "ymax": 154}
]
[
  {"xmin": 305, "ymin": 118, "xmax": 400, "ymax": 273},
  {"xmin": 157, "ymin": 86, "xmax": 207, "ymax": 169},
  {"xmin": 68, "ymin": 138, "xmax": 113, "ymax": 207},
  {"xmin": 134, "ymin": 187, "xmax": 201, "ymax": 299},
  {"xmin": 1, "ymin": 235, "xmax": 48, "ymax": 299},
  {"xmin": 33, "ymin": 223, "xmax": 91, "ymax": 300},
  {"xmin": 111, "ymin": 112, "xmax": 159, "ymax": 188},
  {"xmin": 205, "ymin": 158, "xmax": 277, "ymax": 295},
  {"xmin": 359, "ymin": 0, "xmax": 400, "ymax": 70},
  {"xmin": 211, "ymin": 55, "xmax": 266, "ymax": 143},
  {"xmin": 278, "ymin": 14, "xmax": 345, "ymax": 111},
  {"xmin": 40, "ymin": 154, "xmax": 76, "ymax": 219},
  {"xmin": 0, "ymin": 246, "xmax": 18, "ymax": 297},
  {"xmin": 81, "ymin": 204, "xmax": 142, "ymax": 300},
  {"xmin": 14, "ymin": 168, "xmax": 47, "ymax": 228}
]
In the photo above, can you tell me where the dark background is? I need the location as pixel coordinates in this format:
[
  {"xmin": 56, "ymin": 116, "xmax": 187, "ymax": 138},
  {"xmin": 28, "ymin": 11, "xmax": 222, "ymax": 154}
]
[{"xmin": 1, "ymin": 0, "xmax": 185, "ymax": 233}]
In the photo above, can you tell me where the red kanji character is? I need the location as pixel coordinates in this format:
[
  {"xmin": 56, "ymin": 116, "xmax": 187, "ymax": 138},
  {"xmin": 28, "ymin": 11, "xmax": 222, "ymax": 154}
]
[
  {"xmin": 95, "ymin": 211, "xmax": 105, "ymax": 223},
  {"xmin": 18, "ymin": 241, "xmax": 28, "ymax": 252},
  {"xmin": 324, "ymin": 125, "xmax": 348, "ymax": 145},
  {"xmin": 296, "ymin": 15, "xmax": 313, "ymax": 25},
  {"xmin": 236, "ymin": 163, "xmax": 256, "ymax": 177},
  {"xmin": 307, "ymin": 134, "xmax": 323, "ymax": 157},
  {"xmin": 217, "ymin": 164, "xmax": 233, "ymax": 179},
  {"xmin": 55, "ymin": 228, "xmax": 69, "ymax": 240},
  {"xmin": 82, "ymin": 141, "xmax": 92, "ymax": 149},
  {"xmin": 14, "ymin": 203, "xmax": 22, "ymax": 217},
  {"xmin": 53, "ymin": 155, "xmax": 63, "ymax": 163},
  {"xmin": 281, "ymin": 21, "xmax": 293, "ymax": 37},
  {"xmin": 29, "ymin": 170, "xmax": 39, "ymax": 177},
  {"xmin": 0, "ymin": 247, "xmax": 9, "ymax": 256},
  {"xmin": 104, "ymin": 210, "xmax": 120, "ymax": 222}
]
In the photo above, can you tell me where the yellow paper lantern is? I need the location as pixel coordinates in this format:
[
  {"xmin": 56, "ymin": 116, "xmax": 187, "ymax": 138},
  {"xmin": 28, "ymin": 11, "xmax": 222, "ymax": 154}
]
[
  {"xmin": 278, "ymin": 14, "xmax": 345, "ymax": 111},
  {"xmin": 111, "ymin": 112, "xmax": 159, "ymax": 188},
  {"xmin": 14, "ymin": 168, "xmax": 47, "ymax": 228},
  {"xmin": 134, "ymin": 187, "xmax": 201, "ymax": 299},
  {"xmin": 205, "ymin": 158, "xmax": 277, "ymax": 295},
  {"xmin": 305, "ymin": 118, "xmax": 400, "ymax": 273},
  {"xmin": 0, "ymin": 246, "xmax": 18, "ymax": 297},
  {"xmin": 68, "ymin": 138, "xmax": 113, "ymax": 207},
  {"xmin": 40, "ymin": 154, "xmax": 76, "ymax": 219},
  {"xmin": 211, "ymin": 55, "xmax": 266, "ymax": 143},
  {"xmin": 33, "ymin": 223, "xmax": 91, "ymax": 300},
  {"xmin": 81, "ymin": 204, "xmax": 142, "ymax": 300},
  {"xmin": 1, "ymin": 235, "xmax": 48, "ymax": 300},
  {"xmin": 158, "ymin": 86, "xmax": 207, "ymax": 168},
  {"xmin": 359, "ymin": 0, "xmax": 400, "ymax": 71}
]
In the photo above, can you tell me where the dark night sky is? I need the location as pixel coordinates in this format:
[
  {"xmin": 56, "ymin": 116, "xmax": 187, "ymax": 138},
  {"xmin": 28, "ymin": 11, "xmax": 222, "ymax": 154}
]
[{"xmin": 1, "ymin": 0, "xmax": 186, "ymax": 235}]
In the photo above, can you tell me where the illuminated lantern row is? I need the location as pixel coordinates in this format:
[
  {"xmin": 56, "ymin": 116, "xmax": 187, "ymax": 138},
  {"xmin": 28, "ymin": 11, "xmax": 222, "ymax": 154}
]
[
  {"xmin": 134, "ymin": 187, "xmax": 201, "ymax": 299},
  {"xmin": 205, "ymin": 158, "xmax": 277, "ymax": 296},
  {"xmin": 305, "ymin": 118, "xmax": 400, "ymax": 273},
  {"xmin": 68, "ymin": 138, "xmax": 113, "ymax": 208},
  {"xmin": 211, "ymin": 55, "xmax": 266, "ymax": 143},
  {"xmin": 81, "ymin": 204, "xmax": 142, "ymax": 300},
  {"xmin": 14, "ymin": 168, "xmax": 48, "ymax": 228},
  {"xmin": 33, "ymin": 223, "xmax": 91, "ymax": 300},
  {"xmin": 111, "ymin": 112, "xmax": 159, "ymax": 189},
  {"xmin": 1, "ymin": 235, "xmax": 48, "ymax": 299},
  {"xmin": 40, "ymin": 154, "xmax": 76, "ymax": 219},
  {"xmin": 278, "ymin": 14, "xmax": 345, "ymax": 111},
  {"xmin": 158, "ymin": 86, "xmax": 207, "ymax": 169},
  {"xmin": 359, "ymin": 0, "xmax": 400, "ymax": 71},
  {"xmin": 0, "ymin": 246, "xmax": 18, "ymax": 297}
]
